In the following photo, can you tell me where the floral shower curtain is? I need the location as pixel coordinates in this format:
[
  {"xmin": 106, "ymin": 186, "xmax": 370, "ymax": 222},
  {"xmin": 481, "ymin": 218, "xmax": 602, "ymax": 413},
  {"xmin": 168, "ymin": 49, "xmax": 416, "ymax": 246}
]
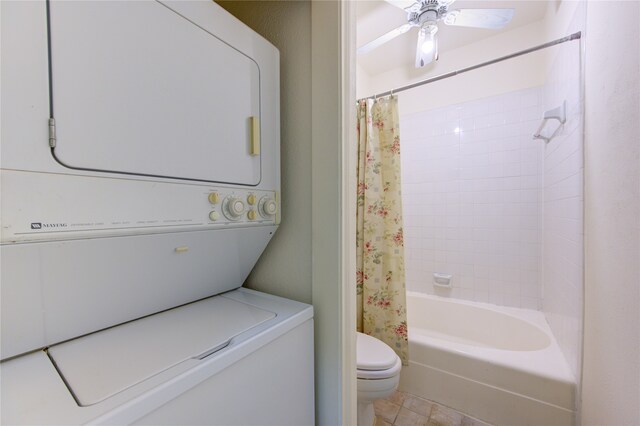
[{"xmin": 356, "ymin": 95, "xmax": 408, "ymax": 364}]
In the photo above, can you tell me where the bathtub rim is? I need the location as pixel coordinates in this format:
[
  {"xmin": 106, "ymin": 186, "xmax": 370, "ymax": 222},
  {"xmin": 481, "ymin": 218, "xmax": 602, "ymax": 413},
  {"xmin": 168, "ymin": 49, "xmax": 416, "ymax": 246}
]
[
  {"xmin": 405, "ymin": 291, "xmax": 553, "ymax": 351},
  {"xmin": 404, "ymin": 291, "xmax": 576, "ymax": 405}
]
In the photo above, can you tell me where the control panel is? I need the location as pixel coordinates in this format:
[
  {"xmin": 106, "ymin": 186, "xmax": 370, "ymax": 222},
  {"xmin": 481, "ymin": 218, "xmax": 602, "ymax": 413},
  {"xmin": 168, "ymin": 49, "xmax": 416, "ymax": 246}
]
[
  {"xmin": 209, "ymin": 190, "xmax": 278, "ymax": 223},
  {"xmin": 0, "ymin": 171, "xmax": 279, "ymax": 243}
]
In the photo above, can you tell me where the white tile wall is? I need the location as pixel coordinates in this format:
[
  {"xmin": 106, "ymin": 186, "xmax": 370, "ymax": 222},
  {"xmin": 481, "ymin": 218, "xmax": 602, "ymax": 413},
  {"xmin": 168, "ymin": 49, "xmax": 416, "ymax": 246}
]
[
  {"xmin": 542, "ymin": 21, "xmax": 585, "ymax": 382},
  {"xmin": 400, "ymin": 87, "xmax": 545, "ymax": 309},
  {"xmin": 398, "ymin": 2, "xmax": 586, "ymax": 390}
]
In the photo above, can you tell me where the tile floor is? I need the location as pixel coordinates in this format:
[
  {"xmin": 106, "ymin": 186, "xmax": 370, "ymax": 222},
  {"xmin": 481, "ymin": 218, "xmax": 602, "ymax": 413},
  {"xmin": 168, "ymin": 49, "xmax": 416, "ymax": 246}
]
[{"xmin": 374, "ymin": 391, "xmax": 492, "ymax": 426}]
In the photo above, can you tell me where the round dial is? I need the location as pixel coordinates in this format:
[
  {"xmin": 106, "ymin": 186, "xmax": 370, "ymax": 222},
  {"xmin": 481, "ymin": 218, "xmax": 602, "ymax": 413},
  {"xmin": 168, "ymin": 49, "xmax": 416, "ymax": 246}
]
[
  {"xmin": 223, "ymin": 196, "xmax": 246, "ymax": 220},
  {"xmin": 258, "ymin": 197, "xmax": 278, "ymax": 218}
]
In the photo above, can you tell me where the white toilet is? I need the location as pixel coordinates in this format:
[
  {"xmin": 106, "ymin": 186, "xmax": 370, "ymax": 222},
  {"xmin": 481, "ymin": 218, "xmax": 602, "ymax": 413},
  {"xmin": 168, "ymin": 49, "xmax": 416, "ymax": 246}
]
[{"xmin": 357, "ymin": 332, "xmax": 402, "ymax": 426}]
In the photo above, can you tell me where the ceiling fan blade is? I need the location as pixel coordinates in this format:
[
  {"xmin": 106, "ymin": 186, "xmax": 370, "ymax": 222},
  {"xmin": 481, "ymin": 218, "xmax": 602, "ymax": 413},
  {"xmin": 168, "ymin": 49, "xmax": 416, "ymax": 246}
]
[
  {"xmin": 384, "ymin": 0, "xmax": 418, "ymax": 11},
  {"xmin": 443, "ymin": 8, "xmax": 514, "ymax": 29},
  {"xmin": 357, "ymin": 23, "xmax": 413, "ymax": 55}
]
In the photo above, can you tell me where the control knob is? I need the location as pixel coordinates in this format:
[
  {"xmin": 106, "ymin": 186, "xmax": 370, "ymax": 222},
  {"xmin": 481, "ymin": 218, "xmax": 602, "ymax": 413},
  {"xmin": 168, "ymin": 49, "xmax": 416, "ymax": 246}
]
[
  {"xmin": 258, "ymin": 197, "xmax": 278, "ymax": 218},
  {"xmin": 223, "ymin": 196, "xmax": 246, "ymax": 220},
  {"xmin": 208, "ymin": 192, "xmax": 220, "ymax": 204}
]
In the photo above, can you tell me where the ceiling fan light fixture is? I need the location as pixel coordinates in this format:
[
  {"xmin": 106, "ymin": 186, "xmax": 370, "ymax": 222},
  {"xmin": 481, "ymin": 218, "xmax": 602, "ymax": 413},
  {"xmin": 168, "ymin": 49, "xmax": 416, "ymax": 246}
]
[
  {"xmin": 420, "ymin": 30, "xmax": 436, "ymax": 54},
  {"xmin": 415, "ymin": 24, "xmax": 438, "ymax": 67},
  {"xmin": 421, "ymin": 37, "xmax": 435, "ymax": 54}
]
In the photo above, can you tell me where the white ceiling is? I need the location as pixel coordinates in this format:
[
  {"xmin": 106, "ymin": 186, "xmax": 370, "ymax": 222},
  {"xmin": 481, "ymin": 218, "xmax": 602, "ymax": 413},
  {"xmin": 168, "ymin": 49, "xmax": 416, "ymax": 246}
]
[{"xmin": 357, "ymin": 0, "xmax": 548, "ymax": 76}]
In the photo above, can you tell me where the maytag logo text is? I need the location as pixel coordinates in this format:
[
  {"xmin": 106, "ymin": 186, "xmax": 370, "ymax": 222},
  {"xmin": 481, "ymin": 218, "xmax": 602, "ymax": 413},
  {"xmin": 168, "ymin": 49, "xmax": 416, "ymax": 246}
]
[{"xmin": 30, "ymin": 222, "xmax": 67, "ymax": 230}]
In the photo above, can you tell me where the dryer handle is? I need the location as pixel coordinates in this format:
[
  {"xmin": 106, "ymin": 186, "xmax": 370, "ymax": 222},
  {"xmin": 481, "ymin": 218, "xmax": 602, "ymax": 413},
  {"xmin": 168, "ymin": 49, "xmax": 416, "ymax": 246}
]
[{"xmin": 250, "ymin": 116, "xmax": 260, "ymax": 156}]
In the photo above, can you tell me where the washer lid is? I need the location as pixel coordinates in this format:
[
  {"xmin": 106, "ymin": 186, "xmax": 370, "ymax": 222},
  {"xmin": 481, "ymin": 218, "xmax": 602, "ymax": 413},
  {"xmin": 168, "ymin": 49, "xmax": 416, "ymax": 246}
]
[
  {"xmin": 356, "ymin": 332, "xmax": 400, "ymax": 371},
  {"xmin": 48, "ymin": 295, "xmax": 275, "ymax": 406}
]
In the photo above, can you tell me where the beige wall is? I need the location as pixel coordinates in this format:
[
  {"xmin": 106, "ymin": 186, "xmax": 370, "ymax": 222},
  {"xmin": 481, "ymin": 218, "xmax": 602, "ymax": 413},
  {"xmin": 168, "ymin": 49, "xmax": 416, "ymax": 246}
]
[
  {"xmin": 543, "ymin": 0, "xmax": 582, "ymax": 43},
  {"xmin": 216, "ymin": 1, "xmax": 313, "ymax": 304},
  {"xmin": 582, "ymin": 1, "xmax": 640, "ymax": 423},
  {"xmin": 216, "ymin": 2, "xmax": 348, "ymax": 424},
  {"xmin": 310, "ymin": 2, "xmax": 348, "ymax": 423}
]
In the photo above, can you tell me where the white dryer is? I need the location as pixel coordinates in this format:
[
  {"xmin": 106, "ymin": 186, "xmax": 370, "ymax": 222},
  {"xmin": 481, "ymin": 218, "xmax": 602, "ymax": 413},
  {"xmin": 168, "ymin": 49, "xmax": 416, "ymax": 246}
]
[{"xmin": 0, "ymin": 1, "xmax": 314, "ymax": 424}]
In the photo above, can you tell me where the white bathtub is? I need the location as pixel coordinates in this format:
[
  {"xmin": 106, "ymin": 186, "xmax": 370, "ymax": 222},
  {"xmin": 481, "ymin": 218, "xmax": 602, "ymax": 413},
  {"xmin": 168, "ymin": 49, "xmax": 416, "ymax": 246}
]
[{"xmin": 399, "ymin": 292, "xmax": 576, "ymax": 426}]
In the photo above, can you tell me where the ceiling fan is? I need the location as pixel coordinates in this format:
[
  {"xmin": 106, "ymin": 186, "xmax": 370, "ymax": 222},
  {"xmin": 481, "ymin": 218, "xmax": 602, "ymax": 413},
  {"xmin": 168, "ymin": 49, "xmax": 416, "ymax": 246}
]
[{"xmin": 358, "ymin": 0, "xmax": 515, "ymax": 68}]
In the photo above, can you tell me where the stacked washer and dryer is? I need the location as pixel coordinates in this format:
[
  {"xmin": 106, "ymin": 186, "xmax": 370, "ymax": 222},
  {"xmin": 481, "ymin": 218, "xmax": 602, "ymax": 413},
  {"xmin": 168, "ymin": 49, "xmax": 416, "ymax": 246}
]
[{"xmin": 0, "ymin": 1, "xmax": 314, "ymax": 424}]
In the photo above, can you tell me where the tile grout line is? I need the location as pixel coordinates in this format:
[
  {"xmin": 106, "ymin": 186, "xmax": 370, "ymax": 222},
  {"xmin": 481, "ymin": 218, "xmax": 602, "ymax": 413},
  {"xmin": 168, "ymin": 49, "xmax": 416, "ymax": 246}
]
[{"xmin": 374, "ymin": 390, "xmax": 495, "ymax": 426}]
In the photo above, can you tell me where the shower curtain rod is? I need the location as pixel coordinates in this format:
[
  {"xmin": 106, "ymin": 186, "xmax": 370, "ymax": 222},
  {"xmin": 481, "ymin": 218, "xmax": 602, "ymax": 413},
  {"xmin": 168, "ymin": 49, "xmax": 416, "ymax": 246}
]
[{"xmin": 359, "ymin": 31, "xmax": 581, "ymax": 101}]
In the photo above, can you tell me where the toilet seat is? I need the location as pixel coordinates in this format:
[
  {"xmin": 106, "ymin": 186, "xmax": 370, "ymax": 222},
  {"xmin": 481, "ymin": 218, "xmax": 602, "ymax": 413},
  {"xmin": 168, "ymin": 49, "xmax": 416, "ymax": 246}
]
[
  {"xmin": 357, "ymin": 357, "xmax": 402, "ymax": 379},
  {"xmin": 356, "ymin": 332, "xmax": 402, "ymax": 379}
]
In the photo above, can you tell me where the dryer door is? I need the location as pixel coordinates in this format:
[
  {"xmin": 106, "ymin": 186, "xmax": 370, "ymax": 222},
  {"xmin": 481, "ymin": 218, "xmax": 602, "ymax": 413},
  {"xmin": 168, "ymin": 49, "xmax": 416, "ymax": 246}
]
[{"xmin": 48, "ymin": 1, "xmax": 261, "ymax": 185}]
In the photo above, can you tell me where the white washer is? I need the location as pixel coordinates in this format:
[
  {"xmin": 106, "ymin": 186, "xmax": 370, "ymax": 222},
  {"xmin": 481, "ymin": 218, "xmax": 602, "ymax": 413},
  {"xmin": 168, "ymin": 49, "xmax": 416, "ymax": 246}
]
[{"xmin": 1, "ymin": 288, "xmax": 314, "ymax": 425}]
